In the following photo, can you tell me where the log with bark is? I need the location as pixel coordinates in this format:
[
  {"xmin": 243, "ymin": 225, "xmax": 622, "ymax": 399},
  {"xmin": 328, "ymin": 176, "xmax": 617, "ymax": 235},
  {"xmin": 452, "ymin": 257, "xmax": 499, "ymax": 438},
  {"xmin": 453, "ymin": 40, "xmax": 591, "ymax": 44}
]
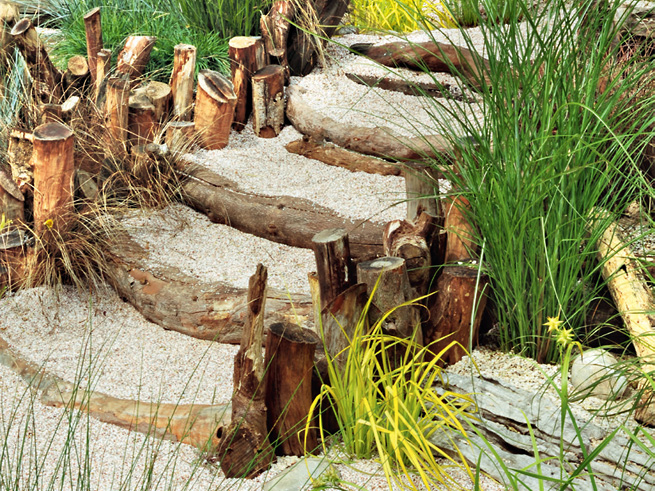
[
  {"xmin": 64, "ymin": 55, "xmax": 89, "ymax": 92},
  {"xmin": 170, "ymin": 43, "xmax": 197, "ymax": 121},
  {"xmin": 444, "ymin": 194, "xmax": 477, "ymax": 262},
  {"xmin": 285, "ymin": 136, "xmax": 402, "ymax": 177},
  {"xmin": 595, "ymin": 217, "xmax": 655, "ymax": 425},
  {"xmin": 0, "ymin": 332, "xmax": 230, "ymax": 450},
  {"xmin": 10, "ymin": 18, "xmax": 63, "ymax": 102},
  {"xmin": 435, "ymin": 372, "xmax": 655, "ymax": 490},
  {"xmin": 38, "ymin": 103, "xmax": 62, "ymax": 124},
  {"xmin": 194, "ymin": 70, "xmax": 237, "ymax": 150},
  {"xmin": 215, "ymin": 264, "xmax": 274, "ymax": 478},
  {"xmin": 116, "ymin": 35, "xmax": 157, "ymax": 83},
  {"xmin": 0, "ymin": 167, "xmax": 24, "ymax": 223},
  {"xmin": 264, "ymin": 321, "xmax": 320, "ymax": 455},
  {"xmin": 178, "ymin": 163, "xmax": 385, "ymax": 261},
  {"xmin": 83, "ymin": 7, "xmax": 103, "ymax": 85},
  {"xmin": 128, "ymin": 95, "xmax": 156, "ymax": 147},
  {"xmin": 229, "ymin": 36, "xmax": 267, "ymax": 130},
  {"xmin": 95, "ymin": 48, "xmax": 112, "ymax": 101},
  {"xmin": 260, "ymin": 1, "xmax": 295, "ymax": 71},
  {"xmin": 424, "ymin": 265, "xmax": 488, "ymax": 365},
  {"xmin": 251, "ymin": 64, "xmax": 285, "ymax": 138},
  {"xmin": 350, "ymin": 41, "xmax": 491, "ymax": 91},
  {"xmin": 311, "ymin": 228, "xmax": 355, "ymax": 311},
  {"xmin": 287, "ymin": 85, "xmax": 452, "ymax": 161},
  {"xmin": 105, "ymin": 76, "xmax": 131, "ymax": 154}
]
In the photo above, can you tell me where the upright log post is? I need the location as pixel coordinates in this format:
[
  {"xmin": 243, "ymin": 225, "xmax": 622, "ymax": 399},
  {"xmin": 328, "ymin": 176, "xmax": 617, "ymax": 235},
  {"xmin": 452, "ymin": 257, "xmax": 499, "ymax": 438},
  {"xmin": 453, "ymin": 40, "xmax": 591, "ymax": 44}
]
[
  {"xmin": 0, "ymin": 168, "xmax": 24, "ymax": 224},
  {"xmin": 228, "ymin": 36, "xmax": 267, "ymax": 130},
  {"xmin": 311, "ymin": 228, "xmax": 355, "ymax": 311},
  {"xmin": 251, "ymin": 64, "xmax": 285, "ymax": 138},
  {"xmin": 95, "ymin": 48, "xmax": 112, "ymax": 101},
  {"xmin": 357, "ymin": 256, "xmax": 422, "ymax": 342},
  {"xmin": 39, "ymin": 103, "xmax": 62, "ymax": 124},
  {"xmin": 105, "ymin": 77, "xmax": 130, "ymax": 154},
  {"xmin": 10, "ymin": 18, "xmax": 62, "ymax": 102},
  {"xmin": 165, "ymin": 121, "xmax": 196, "ymax": 152},
  {"xmin": 424, "ymin": 265, "xmax": 488, "ymax": 365},
  {"xmin": 142, "ymin": 81, "xmax": 171, "ymax": 122},
  {"xmin": 64, "ymin": 55, "xmax": 89, "ymax": 92},
  {"xmin": 264, "ymin": 321, "xmax": 320, "ymax": 456},
  {"xmin": 216, "ymin": 264, "xmax": 274, "ymax": 478},
  {"xmin": 128, "ymin": 96, "xmax": 156, "ymax": 147},
  {"xmin": 444, "ymin": 194, "xmax": 477, "ymax": 262},
  {"xmin": 194, "ymin": 70, "xmax": 237, "ymax": 150},
  {"xmin": 260, "ymin": 1, "xmax": 295, "ymax": 72},
  {"xmin": 170, "ymin": 44, "xmax": 196, "ymax": 121},
  {"xmin": 116, "ymin": 35, "xmax": 157, "ymax": 83},
  {"xmin": 83, "ymin": 7, "xmax": 102, "ymax": 85},
  {"xmin": 32, "ymin": 122, "xmax": 75, "ymax": 233},
  {"xmin": 405, "ymin": 163, "xmax": 440, "ymax": 221}
]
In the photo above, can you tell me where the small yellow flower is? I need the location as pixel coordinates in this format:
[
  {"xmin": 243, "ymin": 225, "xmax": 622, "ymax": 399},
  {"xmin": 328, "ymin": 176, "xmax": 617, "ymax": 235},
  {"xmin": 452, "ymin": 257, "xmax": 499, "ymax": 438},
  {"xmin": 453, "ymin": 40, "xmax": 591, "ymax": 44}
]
[
  {"xmin": 543, "ymin": 316, "xmax": 563, "ymax": 333},
  {"xmin": 44, "ymin": 218, "xmax": 54, "ymax": 229},
  {"xmin": 556, "ymin": 327, "xmax": 574, "ymax": 347}
]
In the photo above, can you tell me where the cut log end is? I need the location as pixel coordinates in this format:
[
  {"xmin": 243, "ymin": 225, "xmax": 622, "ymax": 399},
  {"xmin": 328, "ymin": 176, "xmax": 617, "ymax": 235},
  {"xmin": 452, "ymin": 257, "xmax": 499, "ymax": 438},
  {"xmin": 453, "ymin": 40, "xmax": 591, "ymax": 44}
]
[
  {"xmin": 83, "ymin": 7, "xmax": 101, "ymax": 20},
  {"xmin": 198, "ymin": 70, "xmax": 237, "ymax": 104},
  {"xmin": 312, "ymin": 228, "xmax": 347, "ymax": 244},
  {"xmin": 10, "ymin": 18, "xmax": 30, "ymax": 36},
  {"xmin": 33, "ymin": 122, "xmax": 73, "ymax": 141}
]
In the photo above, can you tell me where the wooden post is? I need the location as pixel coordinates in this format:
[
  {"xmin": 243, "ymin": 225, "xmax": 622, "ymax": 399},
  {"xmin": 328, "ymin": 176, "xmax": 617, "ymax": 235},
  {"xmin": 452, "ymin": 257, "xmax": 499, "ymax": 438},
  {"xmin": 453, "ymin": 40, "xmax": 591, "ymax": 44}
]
[
  {"xmin": 165, "ymin": 121, "xmax": 196, "ymax": 152},
  {"xmin": 383, "ymin": 212, "xmax": 440, "ymax": 296},
  {"xmin": 95, "ymin": 48, "xmax": 112, "ymax": 101},
  {"xmin": 194, "ymin": 70, "xmax": 237, "ymax": 150},
  {"xmin": 311, "ymin": 228, "xmax": 355, "ymax": 311},
  {"xmin": 0, "ymin": 168, "xmax": 24, "ymax": 224},
  {"xmin": 142, "ymin": 81, "xmax": 171, "ymax": 122},
  {"xmin": 404, "ymin": 162, "xmax": 440, "ymax": 221},
  {"xmin": 39, "ymin": 103, "xmax": 62, "ymax": 124},
  {"xmin": 424, "ymin": 265, "xmax": 488, "ymax": 365},
  {"xmin": 10, "ymin": 18, "xmax": 62, "ymax": 102},
  {"xmin": 228, "ymin": 36, "xmax": 267, "ymax": 130},
  {"xmin": 128, "ymin": 96, "xmax": 156, "ymax": 147},
  {"xmin": 307, "ymin": 271, "xmax": 321, "ymax": 331},
  {"xmin": 32, "ymin": 122, "xmax": 75, "ymax": 233},
  {"xmin": 64, "ymin": 55, "xmax": 89, "ymax": 92},
  {"xmin": 105, "ymin": 77, "xmax": 130, "ymax": 152},
  {"xmin": 264, "ymin": 321, "xmax": 320, "ymax": 456},
  {"xmin": 260, "ymin": 1, "xmax": 295, "ymax": 72},
  {"xmin": 116, "ymin": 35, "xmax": 157, "ymax": 82},
  {"xmin": 444, "ymin": 194, "xmax": 477, "ymax": 262},
  {"xmin": 216, "ymin": 264, "xmax": 274, "ymax": 478},
  {"xmin": 83, "ymin": 7, "xmax": 102, "ymax": 85},
  {"xmin": 251, "ymin": 64, "xmax": 285, "ymax": 138},
  {"xmin": 170, "ymin": 43, "xmax": 196, "ymax": 121},
  {"xmin": 357, "ymin": 256, "xmax": 422, "ymax": 342}
]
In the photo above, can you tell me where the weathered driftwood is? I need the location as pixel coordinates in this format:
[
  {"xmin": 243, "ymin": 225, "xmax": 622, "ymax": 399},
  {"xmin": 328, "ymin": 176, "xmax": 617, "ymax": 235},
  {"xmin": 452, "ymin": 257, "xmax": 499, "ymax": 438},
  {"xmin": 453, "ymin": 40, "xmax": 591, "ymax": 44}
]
[
  {"xmin": 425, "ymin": 265, "xmax": 487, "ymax": 365},
  {"xmin": 10, "ymin": 18, "xmax": 62, "ymax": 102},
  {"xmin": 106, "ymin": 235, "xmax": 312, "ymax": 344},
  {"xmin": 285, "ymin": 137, "xmax": 402, "ymax": 177},
  {"xmin": 356, "ymin": 256, "xmax": 422, "ymax": 342},
  {"xmin": 0, "ymin": 333, "xmax": 230, "ymax": 450},
  {"xmin": 216, "ymin": 264, "xmax": 274, "ymax": 478},
  {"xmin": 229, "ymin": 36, "xmax": 267, "ymax": 130},
  {"xmin": 170, "ymin": 43, "xmax": 197, "ymax": 121},
  {"xmin": 383, "ymin": 212, "xmax": 440, "ymax": 296},
  {"xmin": 32, "ymin": 122, "xmax": 75, "ymax": 233},
  {"xmin": 350, "ymin": 41, "xmax": 490, "ymax": 91},
  {"xmin": 287, "ymin": 85, "xmax": 452, "ymax": 161},
  {"xmin": 251, "ymin": 64, "xmax": 285, "ymax": 138},
  {"xmin": 596, "ymin": 218, "xmax": 655, "ymax": 425},
  {"xmin": 178, "ymin": 164, "xmax": 385, "ymax": 261},
  {"xmin": 83, "ymin": 7, "xmax": 102, "ymax": 85},
  {"xmin": 260, "ymin": 0, "xmax": 295, "ymax": 71},
  {"xmin": 264, "ymin": 321, "xmax": 320, "ymax": 456},
  {"xmin": 312, "ymin": 228, "xmax": 355, "ymax": 311},
  {"xmin": 0, "ymin": 167, "xmax": 24, "ymax": 223},
  {"xmin": 194, "ymin": 70, "xmax": 237, "ymax": 150},
  {"xmin": 116, "ymin": 35, "xmax": 156, "ymax": 82},
  {"xmin": 344, "ymin": 72, "xmax": 463, "ymax": 101},
  {"xmin": 435, "ymin": 372, "xmax": 655, "ymax": 491}
]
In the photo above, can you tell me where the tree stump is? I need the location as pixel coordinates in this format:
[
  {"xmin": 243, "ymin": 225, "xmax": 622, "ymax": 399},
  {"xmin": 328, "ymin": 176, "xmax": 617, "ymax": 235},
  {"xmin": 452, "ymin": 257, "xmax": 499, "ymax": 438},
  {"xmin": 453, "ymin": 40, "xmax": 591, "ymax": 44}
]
[
  {"xmin": 215, "ymin": 264, "xmax": 274, "ymax": 478},
  {"xmin": 142, "ymin": 81, "xmax": 171, "ymax": 122},
  {"xmin": 264, "ymin": 321, "xmax": 320, "ymax": 456},
  {"xmin": 32, "ymin": 122, "xmax": 75, "ymax": 233},
  {"xmin": 64, "ymin": 55, "xmax": 89, "ymax": 92},
  {"xmin": 128, "ymin": 96, "xmax": 156, "ymax": 147},
  {"xmin": 228, "ymin": 36, "xmax": 267, "ymax": 130},
  {"xmin": 252, "ymin": 64, "xmax": 285, "ymax": 138},
  {"xmin": 39, "ymin": 103, "xmax": 62, "ymax": 124},
  {"xmin": 444, "ymin": 194, "xmax": 477, "ymax": 262},
  {"xmin": 10, "ymin": 18, "xmax": 62, "ymax": 102},
  {"xmin": 312, "ymin": 228, "xmax": 355, "ymax": 312},
  {"xmin": 357, "ymin": 256, "xmax": 422, "ymax": 342},
  {"xmin": 116, "ymin": 35, "xmax": 156, "ymax": 83},
  {"xmin": 165, "ymin": 121, "xmax": 196, "ymax": 152},
  {"xmin": 83, "ymin": 7, "xmax": 102, "ymax": 85},
  {"xmin": 7, "ymin": 129, "xmax": 33, "ymax": 193},
  {"xmin": 170, "ymin": 43, "xmax": 197, "ymax": 121},
  {"xmin": 194, "ymin": 70, "xmax": 237, "ymax": 150},
  {"xmin": 424, "ymin": 265, "xmax": 488, "ymax": 365}
]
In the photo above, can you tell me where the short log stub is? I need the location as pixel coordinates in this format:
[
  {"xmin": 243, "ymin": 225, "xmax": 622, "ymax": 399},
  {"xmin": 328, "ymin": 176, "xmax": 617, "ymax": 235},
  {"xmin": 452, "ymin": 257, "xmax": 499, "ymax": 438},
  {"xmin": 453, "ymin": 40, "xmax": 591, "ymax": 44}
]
[
  {"xmin": 194, "ymin": 70, "xmax": 237, "ymax": 150},
  {"xmin": 252, "ymin": 64, "xmax": 285, "ymax": 138},
  {"xmin": 264, "ymin": 321, "xmax": 320, "ymax": 456},
  {"xmin": 170, "ymin": 43, "xmax": 197, "ymax": 121},
  {"xmin": 312, "ymin": 228, "xmax": 355, "ymax": 312},
  {"xmin": 95, "ymin": 48, "xmax": 112, "ymax": 102},
  {"xmin": 424, "ymin": 265, "xmax": 488, "ymax": 365},
  {"xmin": 404, "ymin": 163, "xmax": 440, "ymax": 221},
  {"xmin": 0, "ymin": 167, "xmax": 24, "ymax": 223},
  {"xmin": 128, "ymin": 96, "xmax": 156, "ymax": 147},
  {"xmin": 32, "ymin": 122, "xmax": 75, "ymax": 233},
  {"xmin": 229, "ymin": 36, "xmax": 267, "ymax": 130}
]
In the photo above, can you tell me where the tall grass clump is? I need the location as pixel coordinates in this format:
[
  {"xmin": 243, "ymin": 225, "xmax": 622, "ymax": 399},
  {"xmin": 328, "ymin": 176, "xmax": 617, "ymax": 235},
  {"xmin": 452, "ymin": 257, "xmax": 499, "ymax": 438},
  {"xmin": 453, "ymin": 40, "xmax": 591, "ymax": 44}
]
[
  {"xmin": 419, "ymin": 0, "xmax": 655, "ymax": 363},
  {"xmin": 349, "ymin": 0, "xmax": 455, "ymax": 32},
  {"xmin": 309, "ymin": 295, "xmax": 476, "ymax": 489},
  {"xmin": 173, "ymin": 0, "xmax": 271, "ymax": 39}
]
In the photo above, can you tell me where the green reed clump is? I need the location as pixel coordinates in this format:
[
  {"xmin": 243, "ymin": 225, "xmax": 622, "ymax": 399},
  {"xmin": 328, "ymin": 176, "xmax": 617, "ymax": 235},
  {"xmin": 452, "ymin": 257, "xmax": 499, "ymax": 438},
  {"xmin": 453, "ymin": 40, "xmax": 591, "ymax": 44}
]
[{"xmin": 421, "ymin": 0, "xmax": 655, "ymax": 363}]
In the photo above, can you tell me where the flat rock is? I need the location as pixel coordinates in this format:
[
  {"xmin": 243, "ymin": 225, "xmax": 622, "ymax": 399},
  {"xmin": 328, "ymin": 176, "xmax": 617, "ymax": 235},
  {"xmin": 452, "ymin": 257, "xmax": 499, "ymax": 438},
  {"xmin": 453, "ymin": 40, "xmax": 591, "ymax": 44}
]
[{"xmin": 570, "ymin": 348, "xmax": 629, "ymax": 400}]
